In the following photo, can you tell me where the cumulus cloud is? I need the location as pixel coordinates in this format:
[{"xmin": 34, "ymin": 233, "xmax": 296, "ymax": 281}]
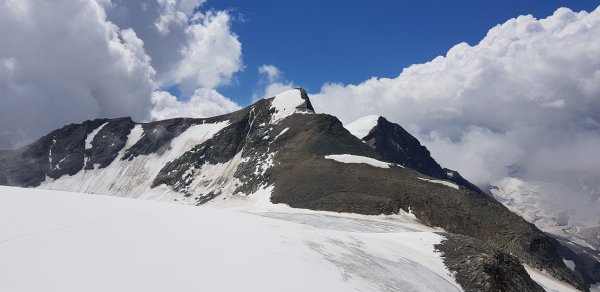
[
  {"xmin": 258, "ymin": 65, "xmax": 281, "ymax": 82},
  {"xmin": 311, "ymin": 6, "xmax": 600, "ymax": 225},
  {"xmin": 254, "ymin": 64, "xmax": 296, "ymax": 100},
  {"xmin": 105, "ymin": 1, "xmax": 242, "ymax": 93},
  {"xmin": 0, "ymin": 0, "xmax": 155, "ymax": 149},
  {"xmin": 150, "ymin": 89, "xmax": 240, "ymax": 120},
  {"xmin": 155, "ymin": 0, "xmax": 206, "ymax": 34},
  {"xmin": 166, "ymin": 10, "xmax": 242, "ymax": 93},
  {"xmin": 0, "ymin": 0, "xmax": 244, "ymax": 148}
]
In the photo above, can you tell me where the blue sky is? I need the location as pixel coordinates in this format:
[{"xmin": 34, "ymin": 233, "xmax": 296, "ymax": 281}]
[{"xmin": 199, "ymin": 0, "xmax": 600, "ymax": 105}]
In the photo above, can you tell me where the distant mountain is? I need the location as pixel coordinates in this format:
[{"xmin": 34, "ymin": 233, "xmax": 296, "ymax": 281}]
[{"xmin": 0, "ymin": 89, "xmax": 597, "ymax": 291}]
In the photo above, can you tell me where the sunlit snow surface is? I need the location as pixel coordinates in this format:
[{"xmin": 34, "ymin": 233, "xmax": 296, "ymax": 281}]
[
  {"xmin": 0, "ymin": 186, "xmax": 462, "ymax": 292},
  {"xmin": 344, "ymin": 115, "xmax": 380, "ymax": 139}
]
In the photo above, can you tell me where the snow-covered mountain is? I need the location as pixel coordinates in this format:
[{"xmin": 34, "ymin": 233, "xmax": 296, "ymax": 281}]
[{"xmin": 1, "ymin": 89, "xmax": 598, "ymax": 291}]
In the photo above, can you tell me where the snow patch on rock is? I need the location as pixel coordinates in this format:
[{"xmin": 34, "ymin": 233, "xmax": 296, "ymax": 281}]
[
  {"xmin": 563, "ymin": 259, "xmax": 576, "ymax": 271},
  {"xmin": 85, "ymin": 122, "xmax": 108, "ymax": 150},
  {"xmin": 269, "ymin": 89, "xmax": 307, "ymax": 124},
  {"xmin": 272, "ymin": 127, "xmax": 289, "ymax": 142},
  {"xmin": 325, "ymin": 154, "xmax": 393, "ymax": 169},
  {"xmin": 524, "ymin": 265, "xmax": 580, "ymax": 292},
  {"xmin": 418, "ymin": 177, "xmax": 460, "ymax": 190},
  {"xmin": 344, "ymin": 115, "xmax": 380, "ymax": 139}
]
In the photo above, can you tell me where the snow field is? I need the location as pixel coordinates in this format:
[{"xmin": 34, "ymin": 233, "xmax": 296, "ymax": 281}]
[{"xmin": 0, "ymin": 186, "xmax": 462, "ymax": 292}]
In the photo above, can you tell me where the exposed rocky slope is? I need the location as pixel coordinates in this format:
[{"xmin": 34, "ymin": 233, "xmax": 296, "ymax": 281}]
[{"xmin": 0, "ymin": 89, "xmax": 596, "ymax": 291}]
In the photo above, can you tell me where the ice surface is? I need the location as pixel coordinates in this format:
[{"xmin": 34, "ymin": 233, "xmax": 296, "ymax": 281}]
[
  {"xmin": 344, "ymin": 115, "xmax": 380, "ymax": 139},
  {"xmin": 0, "ymin": 186, "xmax": 462, "ymax": 292},
  {"xmin": 325, "ymin": 154, "xmax": 393, "ymax": 169},
  {"xmin": 269, "ymin": 89, "xmax": 307, "ymax": 124},
  {"xmin": 418, "ymin": 177, "xmax": 460, "ymax": 189}
]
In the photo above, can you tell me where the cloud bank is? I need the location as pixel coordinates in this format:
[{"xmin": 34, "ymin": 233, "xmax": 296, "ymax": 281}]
[
  {"xmin": 311, "ymin": 7, "xmax": 600, "ymax": 225},
  {"xmin": 0, "ymin": 0, "xmax": 155, "ymax": 149},
  {"xmin": 0, "ymin": 0, "xmax": 242, "ymax": 149},
  {"xmin": 150, "ymin": 89, "xmax": 240, "ymax": 120}
]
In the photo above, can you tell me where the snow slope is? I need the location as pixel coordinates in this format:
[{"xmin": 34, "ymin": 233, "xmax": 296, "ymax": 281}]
[{"xmin": 0, "ymin": 186, "xmax": 462, "ymax": 292}]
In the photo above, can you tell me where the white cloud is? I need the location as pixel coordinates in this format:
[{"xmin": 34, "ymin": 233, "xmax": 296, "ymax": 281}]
[
  {"xmin": 254, "ymin": 64, "xmax": 296, "ymax": 100},
  {"xmin": 311, "ymin": 6, "xmax": 600, "ymax": 225},
  {"xmin": 258, "ymin": 64, "xmax": 281, "ymax": 82},
  {"xmin": 165, "ymin": 10, "xmax": 242, "ymax": 93},
  {"xmin": 154, "ymin": 0, "xmax": 205, "ymax": 35},
  {"xmin": 0, "ymin": 0, "xmax": 155, "ymax": 149},
  {"xmin": 0, "ymin": 0, "xmax": 245, "ymax": 148},
  {"xmin": 151, "ymin": 89, "xmax": 240, "ymax": 120},
  {"xmin": 262, "ymin": 82, "xmax": 296, "ymax": 99},
  {"xmin": 105, "ymin": 1, "xmax": 242, "ymax": 91}
]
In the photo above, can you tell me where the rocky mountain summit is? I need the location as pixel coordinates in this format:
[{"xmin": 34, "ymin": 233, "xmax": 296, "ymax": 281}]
[{"xmin": 1, "ymin": 89, "xmax": 598, "ymax": 291}]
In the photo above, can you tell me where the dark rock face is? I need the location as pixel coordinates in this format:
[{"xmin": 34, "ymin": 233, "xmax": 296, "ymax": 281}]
[
  {"xmin": 0, "ymin": 88, "xmax": 595, "ymax": 291},
  {"xmin": 360, "ymin": 116, "xmax": 483, "ymax": 193},
  {"xmin": 296, "ymin": 87, "xmax": 315, "ymax": 112},
  {"xmin": 122, "ymin": 118, "xmax": 199, "ymax": 160},
  {"xmin": 0, "ymin": 119, "xmax": 108, "ymax": 186},
  {"xmin": 85, "ymin": 118, "xmax": 134, "ymax": 169},
  {"xmin": 437, "ymin": 233, "xmax": 545, "ymax": 292},
  {"xmin": 151, "ymin": 113, "xmax": 251, "ymax": 197}
]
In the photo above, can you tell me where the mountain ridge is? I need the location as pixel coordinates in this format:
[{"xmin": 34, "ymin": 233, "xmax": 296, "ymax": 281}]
[{"xmin": 0, "ymin": 88, "xmax": 596, "ymax": 291}]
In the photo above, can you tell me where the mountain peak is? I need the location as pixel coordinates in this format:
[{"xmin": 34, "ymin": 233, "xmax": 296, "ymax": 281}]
[
  {"xmin": 267, "ymin": 88, "xmax": 314, "ymax": 124},
  {"xmin": 346, "ymin": 115, "xmax": 484, "ymax": 194}
]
